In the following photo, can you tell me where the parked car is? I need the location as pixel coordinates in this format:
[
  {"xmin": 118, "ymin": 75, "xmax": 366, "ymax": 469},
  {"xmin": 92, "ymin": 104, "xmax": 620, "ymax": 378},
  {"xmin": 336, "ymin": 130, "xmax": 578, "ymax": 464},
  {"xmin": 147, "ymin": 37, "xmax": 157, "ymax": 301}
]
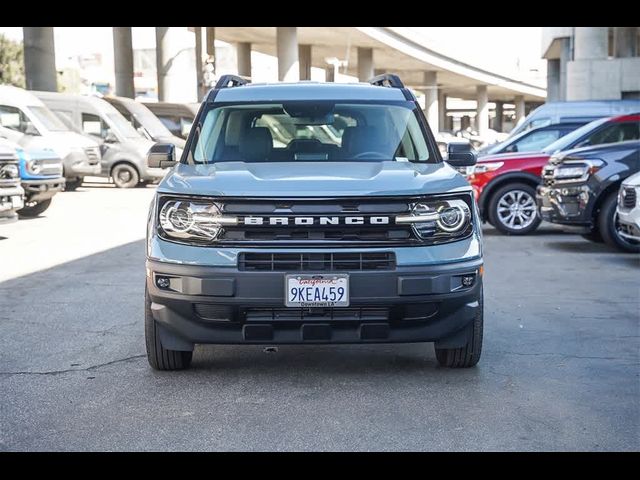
[
  {"xmin": 33, "ymin": 92, "xmax": 165, "ymax": 188},
  {"xmin": 0, "ymin": 141, "xmax": 24, "ymax": 225},
  {"xmin": 102, "ymin": 96, "xmax": 186, "ymax": 151},
  {"xmin": 537, "ymin": 141, "xmax": 640, "ymax": 252},
  {"xmin": 16, "ymin": 145, "xmax": 65, "ymax": 217},
  {"xmin": 616, "ymin": 171, "xmax": 640, "ymax": 244},
  {"xmin": 509, "ymin": 99, "xmax": 640, "ymax": 138},
  {"xmin": 142, "ymin": 102, "xmax": 199, "ymax": 140},
  {"xmin": 144, "ymin": 74, "xmax": 483, "ymax": 371},
  {"xmin": 0, "ymin": 86, "xmax": 101, "ymax": 191},
  {"xmin": 468, "ymin": 113, "xmax": 640, "ymax": 235},
  {"xmin": 477, "ymin": 123, "xmax": 583, "ymax": 157}
]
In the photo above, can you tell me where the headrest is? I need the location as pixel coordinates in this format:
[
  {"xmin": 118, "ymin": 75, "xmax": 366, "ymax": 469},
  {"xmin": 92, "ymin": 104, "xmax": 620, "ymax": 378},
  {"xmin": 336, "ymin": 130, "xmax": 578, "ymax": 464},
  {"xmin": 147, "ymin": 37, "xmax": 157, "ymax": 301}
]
[
  {"xmin": 343, "ymin": 125, "xmax": 390, "ymax": 153},
  {"xmin": 239, "ymin": 127, "xmax": 273, "ymax": 161}
]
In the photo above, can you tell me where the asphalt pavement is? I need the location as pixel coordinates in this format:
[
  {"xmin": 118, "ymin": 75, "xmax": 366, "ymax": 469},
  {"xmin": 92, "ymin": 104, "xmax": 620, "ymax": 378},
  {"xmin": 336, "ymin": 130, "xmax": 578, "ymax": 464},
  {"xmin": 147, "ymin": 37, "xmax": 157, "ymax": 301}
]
[{"xmin": 0, "ymin": 179, "xmax": 638, "ymax": 451}]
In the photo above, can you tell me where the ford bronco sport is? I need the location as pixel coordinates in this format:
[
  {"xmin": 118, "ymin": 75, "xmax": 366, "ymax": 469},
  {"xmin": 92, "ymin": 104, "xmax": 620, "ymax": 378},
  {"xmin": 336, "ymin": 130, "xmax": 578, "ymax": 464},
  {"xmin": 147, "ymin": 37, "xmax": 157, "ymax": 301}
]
[{"xmin": 145, "ymin": 74, "xmax": 483, "ymax": 370}]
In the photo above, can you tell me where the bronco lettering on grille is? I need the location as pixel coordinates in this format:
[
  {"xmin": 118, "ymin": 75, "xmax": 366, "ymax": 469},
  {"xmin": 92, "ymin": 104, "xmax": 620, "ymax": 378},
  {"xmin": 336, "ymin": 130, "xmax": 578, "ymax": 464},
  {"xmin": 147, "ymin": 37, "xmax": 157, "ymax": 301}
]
[{"xmin": 241, "ymin": 216, "xmax": 391, "ymax": 226}]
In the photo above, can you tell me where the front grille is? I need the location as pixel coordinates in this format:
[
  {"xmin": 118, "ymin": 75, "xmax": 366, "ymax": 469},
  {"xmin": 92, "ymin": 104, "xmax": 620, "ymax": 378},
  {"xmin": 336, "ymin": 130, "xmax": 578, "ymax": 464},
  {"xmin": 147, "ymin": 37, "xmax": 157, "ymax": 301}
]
[
  {"xmin": 238, "ymin": 252, "xmax": 396, "ymax": 271},
  {"xmin": 542, "ymin": 166, "xmax": 555, "ymax": 187},
  {"xmin": 84, "ymin": 147, "xmax": 100, "ymax": 164},
  {"xmin": 245, "ymin": 307, "xmax": 390, "ymax": 322},
  {"xmin": 35, "ymin": 158, "xmax": 63, "ymax": 176},
  {"xmin": 622, "ymin": 187, "xmax": 637, "ymax": 209},
  {"xmin": 0, "ymin": 160, "xmax": 20, "ymax": 187}
]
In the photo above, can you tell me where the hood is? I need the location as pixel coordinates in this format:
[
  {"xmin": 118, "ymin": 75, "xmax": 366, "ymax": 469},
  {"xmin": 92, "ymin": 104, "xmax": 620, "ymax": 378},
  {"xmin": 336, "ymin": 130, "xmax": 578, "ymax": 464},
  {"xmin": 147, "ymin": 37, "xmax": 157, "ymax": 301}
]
[
  {"xmin": 478, "ymin": 151, "xmax": 551, "ymax": 163},
  {"xmin": 158, "ymin": 161, "xmax": 471, "ymax": 197}
]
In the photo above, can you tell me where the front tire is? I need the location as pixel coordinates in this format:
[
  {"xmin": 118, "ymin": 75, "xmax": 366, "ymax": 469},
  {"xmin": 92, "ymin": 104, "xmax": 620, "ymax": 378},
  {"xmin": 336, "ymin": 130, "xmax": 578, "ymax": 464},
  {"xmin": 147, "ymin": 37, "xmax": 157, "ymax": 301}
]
[
  {"xmin": 597, "ymin": 192, "xmax": 640, "ymax": 253},
  {"xmin": 145, "ymin": 287, "xmax": 193, "ymax": 371},
  {"xmin": 435, "ymin": 288, "xmax": 483, "ymax": 368},
  {"xmin": 112, "ymin": 163, "xmax": 140, "ymax": 188},
  {"xmin": 18, "ymin": 199, "xmax": 52, "ymax": 218},
  {"xmin": 64, "ymin": 178, "xmax": 83, "ymax": 191},
  {"xmin": 488, "ymin": 183, "xmax": 541, "ymax": 235}
]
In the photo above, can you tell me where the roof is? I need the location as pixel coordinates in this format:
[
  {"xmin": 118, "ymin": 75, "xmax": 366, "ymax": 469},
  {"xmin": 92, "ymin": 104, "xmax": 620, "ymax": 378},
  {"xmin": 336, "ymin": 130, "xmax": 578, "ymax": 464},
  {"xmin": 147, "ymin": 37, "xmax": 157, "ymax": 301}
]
[
  {"xmin": 0, "ymin": 85, "xmax": 47, "ymax": 107},
  {"xmin": 32, "ymin": 91, "xmax": 121, "ymax": 116},
  {"xmin": 213, "ymin": 82, "xmax": 408, "ymax": 103}
]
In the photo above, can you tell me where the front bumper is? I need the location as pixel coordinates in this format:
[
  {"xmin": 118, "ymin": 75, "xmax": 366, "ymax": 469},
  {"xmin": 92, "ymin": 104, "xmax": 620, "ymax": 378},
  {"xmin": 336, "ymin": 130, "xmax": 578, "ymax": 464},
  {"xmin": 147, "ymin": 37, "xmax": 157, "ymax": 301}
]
[
  {"xmin": 536, "ymin": 184, "xmax": 593, "ymax": 226},
  {"xmin": 617, "ymin": 207, "xmax": 640, "ymax": 242},
  {"xmin": 22, "ymin": 178, "xmax": 65, "ymax": 203},
  {"xmin": 0, "ymin": 185, "xmax": 24, "ymax": 224},
  {"xmin": 146, "ymin": 257, "xmax": 483, "ymax": 350},
  {"xmin": 63, "ymin": 151, "xmax": 101, "ymax": 178}
]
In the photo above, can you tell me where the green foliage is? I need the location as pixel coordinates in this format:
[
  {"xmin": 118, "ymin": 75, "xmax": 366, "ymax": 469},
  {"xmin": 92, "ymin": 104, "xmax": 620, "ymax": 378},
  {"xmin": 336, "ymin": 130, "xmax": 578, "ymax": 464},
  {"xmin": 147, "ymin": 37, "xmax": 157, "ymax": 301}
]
[{"xmin": 0, "ymin": 33, "xmax": 25, "ymax": 88}]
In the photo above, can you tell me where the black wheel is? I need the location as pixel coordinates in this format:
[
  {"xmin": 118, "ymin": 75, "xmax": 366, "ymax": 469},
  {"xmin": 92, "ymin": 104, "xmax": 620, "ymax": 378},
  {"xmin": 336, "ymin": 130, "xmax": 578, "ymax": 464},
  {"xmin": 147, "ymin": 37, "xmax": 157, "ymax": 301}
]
[
  {"xmin": 136, "ymin": 180, "xmax": 150, "ymax": 188},
  {"xmin": 435, "ymin": 288, "xmax": 483, "ymax": 368},
  {"xmin": 581, "ymin": 229, "xmax": 604, "ymax": 243},
  {"xmin": 487, "ymin": 182, "xmax": 541, "ymax": 235},
  {"xmin": 64, "ymin": 178, "xmax": 83, "ymax": 191},
  {"xmin": 144, "ymin": 287, "xmax": 192, "ymax": 371},
  {"xmin": 112, "ymin": 163, "xmax": 140, "ymax": 188},
  {"xmin": 597, "ymin": 192, "xmax": 640, "ymax": 253},
  {"xmin": 17, "ymin": 199, "xmax": 52, "ymax": 218}
]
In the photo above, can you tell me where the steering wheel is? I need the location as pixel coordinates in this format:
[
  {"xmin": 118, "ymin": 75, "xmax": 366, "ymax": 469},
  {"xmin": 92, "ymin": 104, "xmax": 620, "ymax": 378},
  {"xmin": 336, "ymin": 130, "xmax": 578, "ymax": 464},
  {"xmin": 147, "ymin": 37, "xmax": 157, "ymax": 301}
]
[{"xmin": 352, "ymin": 151, "xmax": 388, "ymax": 160}]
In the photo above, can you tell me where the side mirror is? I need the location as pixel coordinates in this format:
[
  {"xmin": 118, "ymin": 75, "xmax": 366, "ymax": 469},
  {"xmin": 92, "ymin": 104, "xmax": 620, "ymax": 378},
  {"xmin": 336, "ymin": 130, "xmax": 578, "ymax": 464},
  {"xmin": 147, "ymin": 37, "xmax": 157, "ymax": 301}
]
[
  {"xmin": 148, "ymin": 143, "xmax": 176, "ymax": 169},
  {"xmin": 445, "ymin": 141, "xmax": 476, "ymax": 167},
  {"xmin": 24, "ymin": 122, "xmax": 40, "ymax": 136},
  {"xmin": 104, "ymin": 131, "xmax": 118, "ymax": 143}
]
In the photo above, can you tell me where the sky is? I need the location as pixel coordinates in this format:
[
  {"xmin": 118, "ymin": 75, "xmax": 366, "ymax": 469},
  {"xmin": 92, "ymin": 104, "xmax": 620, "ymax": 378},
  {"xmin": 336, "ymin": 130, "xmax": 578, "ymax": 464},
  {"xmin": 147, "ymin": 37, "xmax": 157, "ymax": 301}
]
[{"xmin": 0, "ymin": 27, "xmax": 547, "ymax": 87}]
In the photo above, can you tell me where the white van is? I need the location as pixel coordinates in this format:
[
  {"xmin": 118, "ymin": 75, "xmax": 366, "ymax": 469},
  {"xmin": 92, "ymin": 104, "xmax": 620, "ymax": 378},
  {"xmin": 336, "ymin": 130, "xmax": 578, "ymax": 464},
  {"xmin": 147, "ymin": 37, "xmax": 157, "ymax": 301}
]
[{"xmin": 0, "ymin": 85, "xmax": 101, "ymax": 190}]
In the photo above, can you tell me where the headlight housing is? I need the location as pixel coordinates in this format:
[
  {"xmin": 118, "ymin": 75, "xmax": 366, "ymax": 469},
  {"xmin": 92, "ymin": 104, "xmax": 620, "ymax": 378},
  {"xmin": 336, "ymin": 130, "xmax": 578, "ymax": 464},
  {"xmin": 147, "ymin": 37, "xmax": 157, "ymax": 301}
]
[
  {"xmin": 397, "ymin": 195, "xmax": 474, "ymax": 244},
  {"xmin": 26, "ymin": 159, "xmax": 41, "ymax": 175},
  {"xmin": 0, "ymin": 163, "xmax": 19, "ymax": 179},
  {"xmin": 553, "ymin": 159, "xmax": 604, "ymax": 182},
  {"xmin": 470, "ymin": 161, "xmax": 504, "ymax": 175},
  {"xmin": 158, "ymin": 197, "xmax": 237, "ymax": 244}
]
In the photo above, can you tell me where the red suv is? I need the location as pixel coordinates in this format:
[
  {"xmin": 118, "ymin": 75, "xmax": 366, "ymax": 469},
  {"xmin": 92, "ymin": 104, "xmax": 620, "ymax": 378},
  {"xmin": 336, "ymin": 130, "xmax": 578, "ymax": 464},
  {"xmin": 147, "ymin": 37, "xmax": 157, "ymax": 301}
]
[{"xmin": 467, "ymin": 113, "xmax": 640, "ymax": 234}]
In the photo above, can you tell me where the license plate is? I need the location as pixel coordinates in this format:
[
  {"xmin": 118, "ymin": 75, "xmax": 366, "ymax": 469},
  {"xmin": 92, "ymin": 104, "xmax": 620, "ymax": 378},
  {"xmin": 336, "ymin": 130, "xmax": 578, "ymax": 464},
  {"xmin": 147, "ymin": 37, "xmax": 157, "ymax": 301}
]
[
  {"xmin": 285, "ymin": 274, "xmax": 349, "ymax": 307},
  {"xmin": 11, "ymin": 196, "xmax": 23, "ymax": 209}
]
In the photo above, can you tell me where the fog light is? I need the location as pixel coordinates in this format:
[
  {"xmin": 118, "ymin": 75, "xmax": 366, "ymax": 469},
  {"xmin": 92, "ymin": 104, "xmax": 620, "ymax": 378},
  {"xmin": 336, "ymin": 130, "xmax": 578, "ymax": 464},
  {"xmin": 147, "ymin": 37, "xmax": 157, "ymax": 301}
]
[
  {"xmin": 156, "ymin": 276, "xmax": 171, "ymax": 289},
  {"xmin": 461, "ymin": 275, "xmax": 475, "ymax": 287}
]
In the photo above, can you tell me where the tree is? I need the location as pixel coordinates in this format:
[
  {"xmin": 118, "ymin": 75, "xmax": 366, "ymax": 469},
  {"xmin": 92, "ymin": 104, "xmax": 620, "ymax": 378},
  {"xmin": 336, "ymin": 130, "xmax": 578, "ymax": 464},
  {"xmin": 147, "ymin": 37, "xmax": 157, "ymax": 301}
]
[{"xmin": 0, "ymin": 34, "xmax": 25, "ymax": 88}]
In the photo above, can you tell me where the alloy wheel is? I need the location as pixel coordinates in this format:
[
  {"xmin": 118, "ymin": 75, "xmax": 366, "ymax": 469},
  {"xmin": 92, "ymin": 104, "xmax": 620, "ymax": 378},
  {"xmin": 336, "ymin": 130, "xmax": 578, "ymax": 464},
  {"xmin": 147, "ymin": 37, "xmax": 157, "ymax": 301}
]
[{"xmin": 496, "ymin": 189, "xmax": 537, "ymax": 230}]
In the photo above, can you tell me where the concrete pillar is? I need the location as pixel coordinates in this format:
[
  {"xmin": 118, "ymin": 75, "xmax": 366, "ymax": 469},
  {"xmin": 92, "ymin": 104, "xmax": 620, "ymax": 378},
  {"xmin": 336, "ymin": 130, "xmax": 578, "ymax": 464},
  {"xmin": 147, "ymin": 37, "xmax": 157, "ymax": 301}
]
[
  {"xmin": 299, "ymin": 44, "xmax": 311, "ymax": 81},
  {"xmin": 547, "ymin": 59, "xmax": 560, "ymax": 102},
  {"xmin": 494, "ymin": 101, "xmax": 504, "ymax": 132},
  {"xmin": 194, "ymin": 27, "xmax": 205, "ymax": 100},
  {"xmin": 112, "ymin": 27, "xmax": 135, "ymax": 98},
  {"xmin": 574, "ymin": 27, "xmax": 608, "ymax": 60},
  {"xmin": 559, "ymin": 37, "xmax": 571, "ymax": 101},
  {"xmin": 515, "ymin": 95, "xmax": 526, "ymax": 125},
  {"xmin": 276, "ymin": 27, "xmax": 299, "ymax": 82},
  {"xmin": 613, "ymin": 27, "xmax": 637, "ymax": 58},
  {"xmin": 475, "ymin": 85, "xmax": 488, "ymax": 136},
  {"xmin": 156, "ymin": 27, "xmax": 196, "ymax": 102},
  {"xmin": 23, "ymin": 27, "xmax": 57, "ymax": 92},
  {"xmin": 237, "ymin": 42, "xmax": 252, "ymax": 78},
  {"xmin": 423, "ymin": 71, "xmax": 438, "ymax": 133},
  {"xmin": 325, "ymin": 67, "xmax": 335, "ymax": 83},
  {"xmin": 205, "ymin": 27, "xmax": 216, "ymax": 75},
  {"xmin": 438, "ymin": 90, "xmax": 447, "ymax": 132},
  {"xmin": 357, "ymin": 47, "xmax": 374, "ymax": 82}
]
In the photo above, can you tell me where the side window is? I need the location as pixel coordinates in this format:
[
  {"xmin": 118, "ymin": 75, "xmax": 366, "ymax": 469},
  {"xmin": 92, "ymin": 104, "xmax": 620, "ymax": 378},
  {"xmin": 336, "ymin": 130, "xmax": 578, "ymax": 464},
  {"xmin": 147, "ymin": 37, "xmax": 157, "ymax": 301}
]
[
  {"xmin": 0, "ymin": 105, "xmax": 31, "ymax": 133},
  {"xmin": 512, "ymin": 129, "xmax": 562, "ymax": 152},
  {"xmin": 583, "ymin": 122, "xmax": 640, "ymax": 147},
  {"xmin": 527, "ymin": 118, "xmax": 551, "ymax": 130},
  {"xmin": 53, "ymin": 110, "xmax": 75, "ymax": 130},
  {"xmin": 81, "ymin": 113, "xmax": 107, "ymax": 138}
]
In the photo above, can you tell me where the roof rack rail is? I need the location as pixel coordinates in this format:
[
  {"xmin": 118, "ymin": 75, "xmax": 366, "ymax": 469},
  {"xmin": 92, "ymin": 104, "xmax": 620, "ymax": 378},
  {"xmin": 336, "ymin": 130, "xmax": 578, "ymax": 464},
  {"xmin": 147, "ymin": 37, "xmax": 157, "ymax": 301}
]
[
  {"xmin": 368, "ymin": 74, "xmax": 405, "ymax": 89},
  {"xmin": 215, "ymin": 74, "xmax": 249, "ymax": 89}
]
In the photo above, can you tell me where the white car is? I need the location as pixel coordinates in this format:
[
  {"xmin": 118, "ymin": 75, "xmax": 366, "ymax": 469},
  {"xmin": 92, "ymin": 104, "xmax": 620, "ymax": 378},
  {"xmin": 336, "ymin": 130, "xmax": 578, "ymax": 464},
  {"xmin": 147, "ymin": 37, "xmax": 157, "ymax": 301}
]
[{"xmin": 617, "ymin": 171, "xmax": 640, "ymax": 242}]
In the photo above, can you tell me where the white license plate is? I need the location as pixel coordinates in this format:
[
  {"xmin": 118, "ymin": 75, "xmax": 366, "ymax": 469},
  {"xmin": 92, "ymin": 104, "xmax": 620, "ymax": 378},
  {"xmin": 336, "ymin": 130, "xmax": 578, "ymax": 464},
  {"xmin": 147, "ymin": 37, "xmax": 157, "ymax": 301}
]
[
  {"xmin": 11, "ymin": 196, "xmax": 23, "ymax": 209},
  {"xmin": 285, "ymin": 274, "xmax": 349, "ymax": 307}
]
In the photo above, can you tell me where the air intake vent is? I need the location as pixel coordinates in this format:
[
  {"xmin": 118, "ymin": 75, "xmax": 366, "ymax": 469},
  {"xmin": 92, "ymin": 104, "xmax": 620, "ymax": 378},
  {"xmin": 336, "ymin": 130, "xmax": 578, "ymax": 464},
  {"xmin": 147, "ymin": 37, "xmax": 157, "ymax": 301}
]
[{"xmin": 238, "ymin": 252, "xmax": 396, "ymax": 272}]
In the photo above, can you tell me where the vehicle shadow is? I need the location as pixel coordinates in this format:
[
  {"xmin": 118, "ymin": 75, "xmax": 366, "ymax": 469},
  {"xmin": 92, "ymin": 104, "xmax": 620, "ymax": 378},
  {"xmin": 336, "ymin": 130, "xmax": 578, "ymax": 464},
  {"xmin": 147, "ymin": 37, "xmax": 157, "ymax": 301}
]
[{"xmin": 543, "ymin": 240, "xmax": 621, "ymax": 254}]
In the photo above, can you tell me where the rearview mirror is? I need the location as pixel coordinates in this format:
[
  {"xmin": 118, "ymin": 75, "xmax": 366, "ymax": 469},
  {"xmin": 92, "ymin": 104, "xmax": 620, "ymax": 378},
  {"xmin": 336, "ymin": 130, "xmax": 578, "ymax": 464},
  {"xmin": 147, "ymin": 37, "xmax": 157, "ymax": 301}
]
[
  {"xmin": 148, "ymin": 143, "xmax": 176, "ymax": 169},
  {"xmin": 104, "ymin": 131, "xmax": 118, "ymax": 143},
  {"xmin": 445, "ymin": 141, "xmax": 476, "ymax": 167},
  {"xmin": 24, "ymin": 122, "xmax": 40, "ymax": 136}
]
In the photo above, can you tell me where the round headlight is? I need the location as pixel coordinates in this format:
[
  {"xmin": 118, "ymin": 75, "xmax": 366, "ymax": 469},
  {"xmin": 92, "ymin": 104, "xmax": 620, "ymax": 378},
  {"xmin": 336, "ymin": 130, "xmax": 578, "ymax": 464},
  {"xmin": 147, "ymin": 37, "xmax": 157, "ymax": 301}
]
[
  {"xmin": 159, "ymin": 200, "xmax": 226, "ymax": 243},
  {"xmin": 0, "ymin": 164, "xmax": 19, "ymax": 179},
  {"xmin": 163, "ymin": 204, "xmax": 194, "ymax": 232},
  {"xmin": 437, "ymin": 205, "xmax": 466, "ymax": 232},
  {"xmin": 27, "ymin": 160, "xmax": 41, "ymax": 175}
]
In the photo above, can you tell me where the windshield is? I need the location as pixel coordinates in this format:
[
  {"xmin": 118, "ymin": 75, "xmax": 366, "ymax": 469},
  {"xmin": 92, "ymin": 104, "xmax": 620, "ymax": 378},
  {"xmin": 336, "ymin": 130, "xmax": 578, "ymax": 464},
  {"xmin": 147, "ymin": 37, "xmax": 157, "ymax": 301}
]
[
  {"xmin": 28, "ymin": 106, "xmax": 70, "ymax": 132},
  {"xmin": 106, "ymin": 112, "xmax": 143, "ymax": 139},
  {"xmin": 190, "ymin": 101, "xmax": 434, "ymax": 164},
  {"xmin": 125, "ymin": 102, "xmax": 174, "ymax": 138},
  {"xmin": 542, "ymin": 117, "xmax": 608, "ymax": 154}
]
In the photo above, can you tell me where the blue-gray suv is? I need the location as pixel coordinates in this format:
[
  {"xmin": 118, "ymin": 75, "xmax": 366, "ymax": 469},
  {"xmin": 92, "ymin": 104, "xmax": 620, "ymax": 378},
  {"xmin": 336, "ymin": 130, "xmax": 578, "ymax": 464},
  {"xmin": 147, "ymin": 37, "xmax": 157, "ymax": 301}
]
[{"xmin": 144, "ymin": 74, "xmax": 482, "ymax": 370}]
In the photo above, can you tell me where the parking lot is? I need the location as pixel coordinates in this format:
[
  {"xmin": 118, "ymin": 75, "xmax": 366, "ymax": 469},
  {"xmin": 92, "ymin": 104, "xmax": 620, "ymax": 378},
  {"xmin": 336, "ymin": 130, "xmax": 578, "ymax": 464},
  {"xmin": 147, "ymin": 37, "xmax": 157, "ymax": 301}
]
[{"xmin": 0, "ymin": 179, "xmax": 638, "ymax": 451}]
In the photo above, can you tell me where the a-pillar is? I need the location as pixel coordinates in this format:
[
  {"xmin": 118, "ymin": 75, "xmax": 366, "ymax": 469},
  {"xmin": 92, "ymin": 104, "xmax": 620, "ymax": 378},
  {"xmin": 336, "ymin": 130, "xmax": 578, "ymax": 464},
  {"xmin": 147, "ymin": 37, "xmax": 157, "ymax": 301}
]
[
  {"xmin": 237, "ymin": 42, "xmax": 252, "ymax": 78},
  {"xmin": 23, "ymin": 27, "xmax": 57, "ymax": 92},
  {"xmin": 613, "ymin": 27, "xmax": 637, "ymax": 58},
  {"xmin": 113, "ymin": 27, "xmax": 135, "ymax": 98},
  {"xmin": 475, "ymin": 85, "xmax": 488, "ymax": 136},
  {"xmin": 276, "ymin": 27, "xmax": 299, "ymax": 82},
  {"xmin": 423, "ymin": 71, "xmax": 438, "ymax": 133},
  {"xmin": 514, "ymin": 95, "xmax": 525, "ymax": 125},
  {"xmin": 357, "ymin": 47, "xmax": 373, "ymax": 82},
  {"xmin": 156, "ymin": 27, "xmax": 196, "ymax": 102},
  {"xmin": 299, "ymin": 44, "xmax": 311, "ymax": 81}
]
